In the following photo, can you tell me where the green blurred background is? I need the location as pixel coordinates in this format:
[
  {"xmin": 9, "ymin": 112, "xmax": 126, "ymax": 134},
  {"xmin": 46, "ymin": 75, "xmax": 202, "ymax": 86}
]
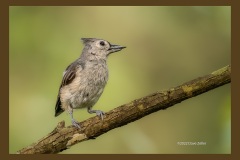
[{"xmin": 9, "ymin": 6, "xmax": 231, "ymax": 154}]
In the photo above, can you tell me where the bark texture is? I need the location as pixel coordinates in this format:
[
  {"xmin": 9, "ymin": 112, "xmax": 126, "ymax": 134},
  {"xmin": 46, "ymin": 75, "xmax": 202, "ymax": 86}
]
[{"xmin": 16, "ymin": 65, "xmax": 231, "ymax": 154}]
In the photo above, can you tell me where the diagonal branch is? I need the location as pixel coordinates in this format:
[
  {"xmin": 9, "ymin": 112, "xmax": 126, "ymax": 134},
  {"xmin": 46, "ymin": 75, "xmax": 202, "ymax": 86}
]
[{"xmin": 16, "ymin": 65, "xmax": 231, "ymax": 154}]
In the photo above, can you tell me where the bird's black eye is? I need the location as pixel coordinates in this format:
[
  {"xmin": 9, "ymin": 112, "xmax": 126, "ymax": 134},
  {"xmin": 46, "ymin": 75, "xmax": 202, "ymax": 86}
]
[{"xmin": 100, "ymin": 41, "xmax": 105, "ymax": 46}]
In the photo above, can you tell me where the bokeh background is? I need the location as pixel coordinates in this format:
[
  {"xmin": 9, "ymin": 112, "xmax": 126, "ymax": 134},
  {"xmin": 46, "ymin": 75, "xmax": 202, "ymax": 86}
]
[{"xmin": 9, "ymin": 6, "xmax": 231, "ymax": 154}]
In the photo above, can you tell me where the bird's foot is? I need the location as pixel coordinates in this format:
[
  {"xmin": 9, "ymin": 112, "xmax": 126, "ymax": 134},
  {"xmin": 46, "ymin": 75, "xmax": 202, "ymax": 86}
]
[
  {"xmin": 95, "ymin": 110, "xmax": 105, "ymax": 120},
  {"xmin": 88, "ymin": 109, "xmax": 105, "ymax": 120},
  {"xmin": 71, "ymin": 119, "xmax": 81, "ymax": 129}
]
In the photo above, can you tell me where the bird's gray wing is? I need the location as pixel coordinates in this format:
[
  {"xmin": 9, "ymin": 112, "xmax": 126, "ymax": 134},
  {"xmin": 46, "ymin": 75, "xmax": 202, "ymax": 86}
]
[{"xmin": 55, "ymin": 61, "xmax": 80, "ymax": 117}]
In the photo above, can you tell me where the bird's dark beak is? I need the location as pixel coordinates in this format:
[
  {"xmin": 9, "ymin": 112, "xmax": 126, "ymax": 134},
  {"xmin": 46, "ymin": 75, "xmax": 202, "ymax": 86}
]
[{"xmin": 108, "ymin": 44, "xmax": 126, "ymax": 54}]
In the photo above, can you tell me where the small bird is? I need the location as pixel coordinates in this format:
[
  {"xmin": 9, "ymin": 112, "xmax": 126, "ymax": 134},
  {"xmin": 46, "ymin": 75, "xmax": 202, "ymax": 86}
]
[{"xmin": 55, "ymin": 38, "xmax": 126, "ymax": 128}]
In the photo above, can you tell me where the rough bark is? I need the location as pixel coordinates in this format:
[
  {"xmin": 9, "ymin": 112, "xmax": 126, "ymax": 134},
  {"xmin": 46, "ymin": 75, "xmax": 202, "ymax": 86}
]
[{"xmin": 16, "ymin": 65, "xmax": 231, "ymax": 154}]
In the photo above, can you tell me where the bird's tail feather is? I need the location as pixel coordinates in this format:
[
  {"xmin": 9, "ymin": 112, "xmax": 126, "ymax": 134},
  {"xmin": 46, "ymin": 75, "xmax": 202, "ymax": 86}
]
[{"xmin": 55, "ymin": 96, "xmax": 64, "ymax": 117}]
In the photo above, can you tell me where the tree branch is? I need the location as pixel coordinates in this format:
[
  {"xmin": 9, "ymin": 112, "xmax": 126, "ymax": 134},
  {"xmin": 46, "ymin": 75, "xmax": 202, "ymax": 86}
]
[{"xmin": 16, "ymin": 65, "xmax": 231, "ymax": 154}]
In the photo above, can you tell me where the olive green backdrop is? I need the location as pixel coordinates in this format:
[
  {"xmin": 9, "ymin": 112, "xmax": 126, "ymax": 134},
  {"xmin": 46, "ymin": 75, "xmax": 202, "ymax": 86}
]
[{"xmin": 9, "ymin": 6, "xmax": 231, "ymax": 154}]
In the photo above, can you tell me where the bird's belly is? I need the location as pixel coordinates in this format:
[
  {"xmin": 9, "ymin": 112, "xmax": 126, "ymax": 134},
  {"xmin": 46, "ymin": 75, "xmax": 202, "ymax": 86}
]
[
  {"xmin": 71, "ymin": 84, "xmax": 105, "ymax": 109},
  {"xmin": 60, "ymin": 63, "xmax": 108, "ymax": 110}
]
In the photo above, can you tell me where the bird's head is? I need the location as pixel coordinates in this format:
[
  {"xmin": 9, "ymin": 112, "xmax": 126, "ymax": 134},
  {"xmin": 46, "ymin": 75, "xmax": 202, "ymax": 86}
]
[{"xmin": 81, "ymin": 38, "xmax": 126, "ymax": 59}]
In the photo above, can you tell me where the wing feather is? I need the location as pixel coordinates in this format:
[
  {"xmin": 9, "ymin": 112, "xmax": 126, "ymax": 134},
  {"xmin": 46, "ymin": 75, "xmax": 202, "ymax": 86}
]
[{"xmin": 55, "ymin": 60, "xmax": 82, "ymax": 117}]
